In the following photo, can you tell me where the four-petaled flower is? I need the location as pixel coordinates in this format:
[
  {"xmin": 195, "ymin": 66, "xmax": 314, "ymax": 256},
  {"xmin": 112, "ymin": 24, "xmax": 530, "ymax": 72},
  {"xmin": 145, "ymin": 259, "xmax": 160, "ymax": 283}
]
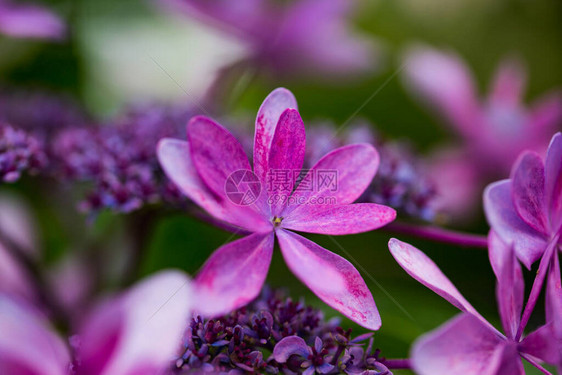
[
  {"xmin": 388, "ymin": 238, "xmax": 558, "ymax": 375},
  {"xmin": 403, "ymin": 46, "xmax": 562, "ymax": 218},
  {"xmin": 158, "ymin": 88, "xmax": 396, "ymax": 330}
]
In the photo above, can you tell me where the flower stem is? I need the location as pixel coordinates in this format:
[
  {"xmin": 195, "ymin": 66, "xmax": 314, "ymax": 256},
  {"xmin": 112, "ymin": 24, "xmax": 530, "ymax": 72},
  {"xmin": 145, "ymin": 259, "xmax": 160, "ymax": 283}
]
[
  {"xmin": 381, "ymin": 358, "xmax": 411, "ymax": 369},
  {"xmin": 516, "ymin": 235, "xmax": 560, "ymax": 341},
  {"xmin": 385, "ymin": 222, "xmax": 488, "ymax": 248}
]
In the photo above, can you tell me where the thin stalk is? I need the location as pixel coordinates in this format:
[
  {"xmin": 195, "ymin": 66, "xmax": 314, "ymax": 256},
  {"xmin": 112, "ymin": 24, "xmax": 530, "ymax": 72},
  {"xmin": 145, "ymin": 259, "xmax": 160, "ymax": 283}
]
[
  {"xmin": 381, "ymin": 358, "xmax": 411, "ymax": 369},
  {"xmin": 385, "ymin": 222, "xmax": 488, "ymax": 248}
]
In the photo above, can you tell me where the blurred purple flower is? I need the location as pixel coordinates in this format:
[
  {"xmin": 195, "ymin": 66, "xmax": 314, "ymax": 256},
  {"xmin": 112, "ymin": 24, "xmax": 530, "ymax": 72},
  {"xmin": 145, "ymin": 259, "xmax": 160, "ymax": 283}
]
[
  {"xmin": 0, "ymin": 0, "xmax": 65, "ymax": 40},
  {"xmin": 0, "ymin": 124, "xmax": 47, "ymax": 183},
  {"xmin": 306, "ymin": 122, "xmax": 438, "ymax": 222},
  {"xmin": 0, "ymin": 271, "xmax": 192, "ymax": 375},
  {"xmin": 389, "ymin": 238, "xmax": 558, "ymax": 375},
  {"xmin": 158, "ymin": 88, "xmax": 396, "ymax": 330},
  {"xmin": 52, "ymin": 103, "xmax": 191, "ymax": 214},
  {"xmin": 403, "ymin": 46, "xmax": 562, "ymax": 218},
  {"xmin": 157, "ymin": 0, "xmax": 377, "ymax": 77}
]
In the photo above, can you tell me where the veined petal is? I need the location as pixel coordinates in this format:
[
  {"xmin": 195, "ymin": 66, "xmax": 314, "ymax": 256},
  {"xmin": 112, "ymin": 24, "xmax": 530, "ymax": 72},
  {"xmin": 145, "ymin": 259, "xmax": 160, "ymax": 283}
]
[
  {"xmin": 267, "ymin": 108, "xmax": 306, "ymax": 216},
  {"xmin": 402, "ymin": 46, "xmax": 481, "ymax": 139},
  {"xmin": 388, "ymin": 239, "xmax": 481, "ymax": 318},
  {"xmin": 411, "ymin": 313, "xmax": 506, "ymax": 375},
  {"xmin": 488, "ymin": 58, "xmax": 526, "ymax": 107},
  {"xmin": 283, "ymin": 144, "xmax": 379, "ymax": 217},
  {"xmin": 188, "ymin": 116, "xmax": 252, "ymax": 198},
  {"xmin": 79, "ymin": 271, "xmax": 192, "ymax": 375},
  {"xmin": 488, "ymin": 232, "xmax": 523, "ymax": 340},
  {"xmin": 254, "ymin": 88, "xmax": 298, "ymax": 185},
  {"xmin": 277, "ymin": 230, "xmax": 380, "ymax": 330},
  {"xmin": 484, "ymin": 180, "xmax": 547, "ymax": 269},
  {"xmin": 194, "ymin": 232, "xmax": 274, "ymax": 317},
  {"xmin": 545, "ymin": 132, "xmax": 562, "ymax": 233},
  {"xmin": 0, "ymin": 297, "xmax": 69, "ymax": 375},
  {"xmin": 510, "ymin": 152, "xmax": 547, "ymax": 234},
  {"xmin": 157, "ymin": 138, "xmax": 270, "ymax": 232},
  {"xmin": 282, "ymin": 203, "xmax": 395, "ymax": 235},
  {"xmin": 273, "ymin": 336, "xmax": 312, "ymax": 363}
]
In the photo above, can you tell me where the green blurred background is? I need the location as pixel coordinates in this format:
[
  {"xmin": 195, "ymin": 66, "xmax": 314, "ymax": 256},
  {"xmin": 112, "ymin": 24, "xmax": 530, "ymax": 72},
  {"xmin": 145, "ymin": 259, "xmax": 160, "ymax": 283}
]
[{"xmin": 1, "ymin": 0, "xmax": 561, "ymax": 373}]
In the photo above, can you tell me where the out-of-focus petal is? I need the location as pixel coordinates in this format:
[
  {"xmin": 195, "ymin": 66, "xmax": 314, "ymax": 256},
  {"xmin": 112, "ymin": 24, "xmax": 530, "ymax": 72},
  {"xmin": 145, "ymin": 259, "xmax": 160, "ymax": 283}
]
[
  {"xmin": 283, "ymin": 144, "xmax": 379, "ymax": 218},
  {"xmin": 411, "ymin": 313, "xmax": 506, "ymax": 375},
  {"xmin": 510, "ymin": 152, "xmax": 547, "ymax": 234},
  {"xmin": 0, "ymin": 297, "xmax": 68, "ymax": 375},
  {"xmin": 267, "ymin": 108, "xmax": 306, "ymax": 216},
  {"xmin": 78, "ymin": 271, "xmax": 192, "ymax": 375},
  {"xmin": 283, "ymin": 203, "xmax": 395, "ymax": 235},
  {"xmin": 254, "ymin": 88, "xmax": 298, "ymax": 185},
  {"xmin": 426, "ymin": 148, "xmax": 480, "ymax": 221},
  {"xmin": 529, "ymin": 92, "xmax": 562, "ymax": 137},
  {"xmin": 0, "ymin": 2, "xmax": 65, "ymax": 40},
  {"xmin": 402, "ymin": 46, "xmax": 481, "ymax": 139},
  {"xmin": 488, "ymin": 232, "xmax": 523, "ymax": 340},
  {"xmin": 488, "ymin": 58, "xmax": 527, "ymax": 107},
  {"xmin": 273, "ymin": 336, "xmax": 312, "ymax": 363},
  {"xmin": 0, "ymin": 193, "xmax": 37, "ymax": 255},
  {"xmin": 545, "ymin": 132, "xmax": 562, "ymax": 233},
  {"xmin": 484, "ymin": 180, "xmax": 547, "ymax": 269},
  {"xmin": 388, "ymin": 239, "xmax": 483, "ymax": 319},
  {"xmin": 277, "ymin": 229, "xmax": 380, "ymax": 330},
  {"xmin": 276, "ymin": 0, "xmax": 376, "ymax": 75},
  {"xmin": 194, "ymin": 233, "xmax": 274, "ymax": 317}
]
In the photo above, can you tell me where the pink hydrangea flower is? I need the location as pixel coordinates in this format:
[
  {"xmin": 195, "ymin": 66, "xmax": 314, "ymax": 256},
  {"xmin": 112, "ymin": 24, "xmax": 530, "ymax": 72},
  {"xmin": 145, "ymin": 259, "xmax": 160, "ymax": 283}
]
[
  {"xmin": 0, "ymin": 0, "xmax": 65, "ymax": 40},
  {"xmin": 0, "ymin": 271, "xmax": 192, "ymax": 375},
  {"xmin": 388, "ymin": 237, "xmax": 558, "ymax": 375},
  {"xmin": 403, "ymin": 46, "xmax": 562, "ymax": 219},
  {"xmin": 157, "ymin": 0, "xmax": 377, "ymax": 77},
  {"xmin": 157, "ymin": 88, "xmax": 396, "ymax": 330}
]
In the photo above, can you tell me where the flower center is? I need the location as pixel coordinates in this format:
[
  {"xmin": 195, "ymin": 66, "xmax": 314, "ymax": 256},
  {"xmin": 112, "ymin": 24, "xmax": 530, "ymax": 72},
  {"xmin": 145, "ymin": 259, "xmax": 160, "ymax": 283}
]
[{"xmin": 272, "ymin": 216, "xmax": 283, "ymax": 227}]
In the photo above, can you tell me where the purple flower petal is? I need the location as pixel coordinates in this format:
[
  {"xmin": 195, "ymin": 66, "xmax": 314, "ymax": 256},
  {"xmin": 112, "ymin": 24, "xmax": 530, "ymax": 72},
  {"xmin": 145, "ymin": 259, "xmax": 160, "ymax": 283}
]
[
  {"xmin": 273, "ymin": 336, "xmax": 312, "ymax": 363},
  {"xmin": 0, "ymin": 297, "xmax": 69, "ymax": 375},
  {"xmin": 545, "ymin": 132, "xmax": 562, "ymax": 233},
  {"xmin": 402, "ymin": 46, "xmax": 481, "ymax": 139},
  {"xmin": 529, "ymin": 92, "xmax": 562, "ymax": 138},
  {"xmin": 388, "ymin": 239, "xmax": 482, "ymax": 319},
  {"xmin": 253, "ymin": 88, "xmax": 298, "ymax": 185},
  {"xmin": 277, "ymin": 229, "xmax": 381, "ymax": 330},
  {"xmin": 484, "ymin": 180, "xmax": 547, "ymax": 269},
  {"xmin": 510, "ymin": 152, "xmax": 547, "ymax": 234},
  {"xmin": 545, "ymin": 251, "xmax": 562, "ymax": 371},
  {"xmin": 411, "ymin": 313, "xmax": 506, "ymax": 375},
  {"xmin": 488, "ymin": 58, "xmax": 526, "ymax": 107},
  {"xmin": 157, "ymin": 138, "xmax": 270, "ymax": 232},
  {"xmin": 488, "ymin": 231, "xmax": 524, "ymax": 340},
  {"xmin": 519, "ymin": 323, "xmax": 559, "ymax": 365},
  {"xmin": 267, "ymin": 108, "xmax": 306, "ymax": 216},
  {"xmin": 194, "ymin": 232, "xmax": 274, "ymax": 317},
  {"xmin": 283, "ymin": 143, "xmax": 379, "ymax": 217},
  {"xmin": 282, "ymin": 203, "xmax": 395, "ymax": 235},
  {"xmin": 79, "ymin": 271, "xmax": 192, "ymax": 375},
  {"xmin": 0, "ymin": 2, "xmax": 65, "ymax": 40},
  {"xmin": 188, "ymin": 115, "xmax": 252, "ymax": 198}
]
